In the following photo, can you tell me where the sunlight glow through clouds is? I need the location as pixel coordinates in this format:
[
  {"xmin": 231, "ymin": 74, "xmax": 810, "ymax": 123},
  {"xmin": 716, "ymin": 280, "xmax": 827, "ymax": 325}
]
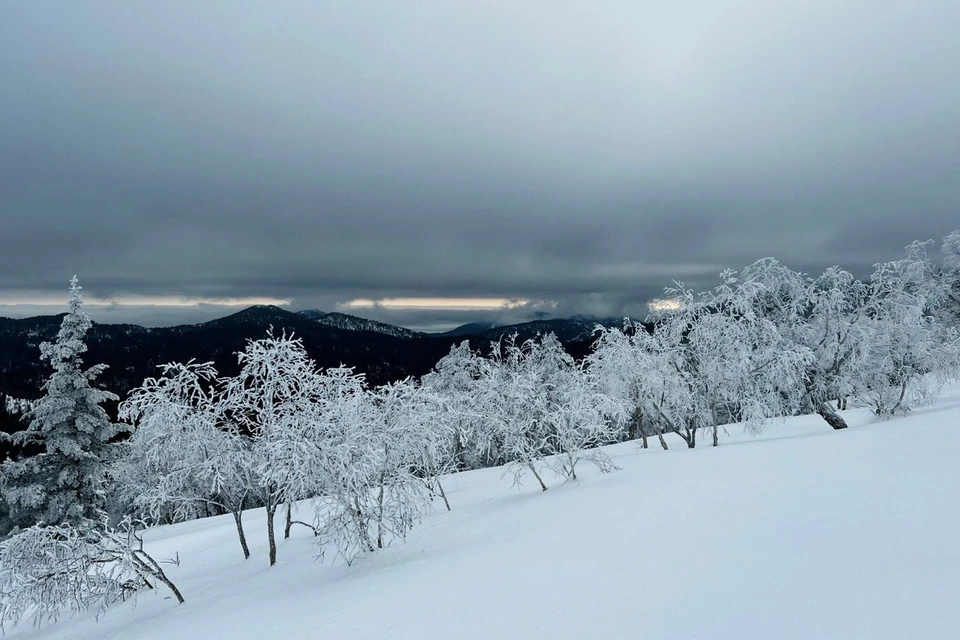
[
  {"xmin": 647, "ymin": 298, "xmax": 684, "ymax": 312},
  {"xmin": 340, "ymin": 297, "xmax": 531, "ymax": 311}
]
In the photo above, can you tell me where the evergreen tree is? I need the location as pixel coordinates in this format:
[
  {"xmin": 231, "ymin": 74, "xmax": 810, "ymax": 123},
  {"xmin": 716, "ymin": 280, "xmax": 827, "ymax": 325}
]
[{"xmin": 1, "ymin": 276, "xmax": 124, "ymax": 529}]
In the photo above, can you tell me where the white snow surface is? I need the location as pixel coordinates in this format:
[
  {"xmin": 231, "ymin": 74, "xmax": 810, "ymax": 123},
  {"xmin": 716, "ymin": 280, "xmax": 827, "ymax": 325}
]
[{"xmin": 13, "ymin": 386, "xmax": 960, "ymax": 639}]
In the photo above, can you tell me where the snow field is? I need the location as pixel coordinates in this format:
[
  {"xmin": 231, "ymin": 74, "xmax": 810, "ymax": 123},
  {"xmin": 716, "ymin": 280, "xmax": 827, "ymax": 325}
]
[{"xmin": 14, "ymin": 385, "xmax": 960, "ymax": 639}]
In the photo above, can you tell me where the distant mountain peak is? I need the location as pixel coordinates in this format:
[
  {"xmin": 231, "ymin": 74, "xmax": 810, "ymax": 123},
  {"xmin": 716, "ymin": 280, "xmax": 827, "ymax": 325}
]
[
  {"xmin": 213, "ymin": 305, "xmax": 291, "ymax": 321},
  {"xmin": 437, "ymin": 322, "xmax": 500, "ymax": 337},
  {"xmin": 296, "ymin": 309, "xmax": 327, "ymax": 321},
  {"xmin": 296, "ymin": 310, "xmax": 424, "ymax": 339}
]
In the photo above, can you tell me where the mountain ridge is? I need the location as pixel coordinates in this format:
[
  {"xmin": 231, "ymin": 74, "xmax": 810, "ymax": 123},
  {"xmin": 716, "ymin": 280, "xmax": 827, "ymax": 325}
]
[
  {"xmin": 295, "ymin": 310, "xmax": 425, "ymax": 339},
  {"xmin": 0, "ymin": 306, "xmax": 624, "ymax": 399}
]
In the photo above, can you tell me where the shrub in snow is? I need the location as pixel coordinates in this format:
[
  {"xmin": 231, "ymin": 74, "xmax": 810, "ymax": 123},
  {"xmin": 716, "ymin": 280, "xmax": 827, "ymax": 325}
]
[
  {"xmin": 0, "ymin": 517, "xmax": 183, "ymax": 632},
  {"xmin": 541, "ymin": 362, "xmax": 626, "ymax": 480}
]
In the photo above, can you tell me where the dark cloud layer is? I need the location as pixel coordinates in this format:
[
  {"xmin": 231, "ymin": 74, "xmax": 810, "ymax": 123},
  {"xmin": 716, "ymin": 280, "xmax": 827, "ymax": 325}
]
[{"xmin": 2, "ymin": 1, "xmax": 959, "ymax": 329}]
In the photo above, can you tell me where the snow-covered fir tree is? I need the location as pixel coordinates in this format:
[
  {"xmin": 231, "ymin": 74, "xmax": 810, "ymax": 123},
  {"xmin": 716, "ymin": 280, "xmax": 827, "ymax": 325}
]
[
  {"xmin": 0, "ymin": 279, "xmax": 183, "ymax": 632},
  {"xmin": 1, "ymin": 277, "xmax": 125, "ymax": 529}
]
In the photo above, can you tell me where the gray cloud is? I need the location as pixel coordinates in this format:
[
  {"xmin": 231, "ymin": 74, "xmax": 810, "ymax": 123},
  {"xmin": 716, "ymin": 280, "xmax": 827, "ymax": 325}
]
[{"xmin": 1, "ymin": 1, "xmax": 959, "ymax": 328}]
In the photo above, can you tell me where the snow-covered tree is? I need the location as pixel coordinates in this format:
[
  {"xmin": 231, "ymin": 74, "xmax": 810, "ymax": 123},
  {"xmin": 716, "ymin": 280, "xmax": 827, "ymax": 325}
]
[
  {"xmin": 363, "ymin": 379, "xmax": 437, "ymax": 548},
  {"xmin": 1, "ymin": 277, "xmax": 125, "ymax": 529},
  {"xmin": 293, "ymin": 366, "xmax": 375, "ymax": 563},
  {"xmin": 867, "ymin": 231, "xmax": 960, "ymax": 328},
  {"xmin": 542, "ymin": 361, "xmax": 626, "ymax": 480},
  {"xmin": 598, "ymin": 270, "xmax": 810, "ymax": 448},
  {"xmin": 223, "ymin": 330, "xmax": 321, "ymax": 566},
  {"xmin": 283, "ymin": 369, "xmax": 436, "ymax": 564},
  {"xmin": 720, "ymin": 251, "xmax": 960, "ymax": 427},
  {"xmin": 939, "ymin": 229, "xmax": 960, "ymax": 326},
  {"xmin": 737, "ymin": 260, "xmax": 871, "ymax": 430},
  {"xmin": 118, "ymin": 361, "xmax": 255, "ymax": 559},
  {"xmin": 587, "ymin": 323, "xmax": 671, "ymax": 450},
  {"xmin": 859, "ymin": 255, "xmax": 960, "ymax": 415},
  {"xmin": 421, "ymin": 342, "xmax": 489, "ymax": 471},
  {"xmin": 473, "ymin": 335, "xmax": 555, "ymax": 490},
  {"xmin": 472, "ymin": 334, "xmax": 623, "ymax": 488},
  {"xmin": 0, "ymin": 516, "xmax": 183, "ymax": 632},
  {"xmin": 383, "ymin": 378, "xmax": 457, "ymax": 511}
]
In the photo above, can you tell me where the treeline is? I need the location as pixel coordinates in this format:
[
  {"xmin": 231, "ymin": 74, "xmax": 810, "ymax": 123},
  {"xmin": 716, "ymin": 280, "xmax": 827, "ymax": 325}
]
[{"xmin": 1, "ymin": 230, "xmax": 959, "ymax": 631}]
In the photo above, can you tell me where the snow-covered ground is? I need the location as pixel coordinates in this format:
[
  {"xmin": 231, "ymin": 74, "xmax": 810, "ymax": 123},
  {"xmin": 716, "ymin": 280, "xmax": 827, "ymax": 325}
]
[{"xmin": 13, "ymin": 386, "xmax": 960, "ymax": 639}]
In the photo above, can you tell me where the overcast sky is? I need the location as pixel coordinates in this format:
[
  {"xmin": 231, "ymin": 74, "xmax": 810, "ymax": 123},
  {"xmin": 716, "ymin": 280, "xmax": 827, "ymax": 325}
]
[{"xmin": 1, "ymin": 1, "xmax": 959, "ymax": 331}]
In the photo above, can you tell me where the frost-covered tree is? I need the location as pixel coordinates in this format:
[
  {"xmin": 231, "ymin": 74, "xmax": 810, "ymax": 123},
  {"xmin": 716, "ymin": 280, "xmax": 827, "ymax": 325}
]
[
  {"xmin": 0, "ymin": 517, "xmax": 183, "ymax": 632},
  {"xmin": 859, "ymin": 255, "xmax": 960, "ymax": 415},
  {"xmin": 542, "ymin": 361, "xmax": 625, "ymax": 480},
  {"xmin": 936, "ymin": 229, "xmax": 960, "ymax": 327},
  {"xmin": 363, "ymin": 379, "xmax": 438, "ymax": 547},
  {"xmin": 118, "ymin": 361, "xmax": 255, "ymax": 559},
  {"xmin": 421, "ymin": 342, "xmax": 489, "ymax": 470},
  {"xmin": 383, "ymin": 378, "xmax": 457, "ymax": 511},
  {"xmin": 472, "ymin": 334, "xmax": 623, "ymax": 488},
  {"xmin": 271, "ymin": 368, "xmax": 435, "ymax": 564},
  {"xmin": 474, "ymin": 335, "xmax": 555, "ymax": 490},
  {"xmin": 292, "ymin": 365, "xmax": 375, "ymax": 563},
  {"xmin": 884, "ymin": 240, "xmax": 950, "ymax": 314},
  {"xmin": 737, "ymin": 260, "xmax": 871, "ymax": 429},
  {"xmin": 866, "ymin": 232, "xmax": 960, "ymax": 328},
  {"xmin": 587, "ymin": 324, "xmax": 671, "ymax": 450},
  {"xmin": 722, "ymin": 251, "xmax": 960, "ymax": 428},
  {"xmin": 602, "ymin": 270, "xmax": 809, "ymax": 448},
  {"xmin": 223, "ymin": 330, "xmax": 321, "ymax": 566},
  {"xmin": 1, "ymin": 277, "xmax": 125, "ymax": 529}
]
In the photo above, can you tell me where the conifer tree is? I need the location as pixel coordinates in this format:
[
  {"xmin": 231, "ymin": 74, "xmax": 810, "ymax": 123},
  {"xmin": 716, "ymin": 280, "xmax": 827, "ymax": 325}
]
[{"xmin": 1, "ymin": 276, "xmax": 124, "ymax": 528}]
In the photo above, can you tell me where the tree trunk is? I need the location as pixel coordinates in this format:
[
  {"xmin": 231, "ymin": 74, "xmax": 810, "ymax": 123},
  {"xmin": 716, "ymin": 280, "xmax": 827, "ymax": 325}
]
[
  {"xmin": 528, "ymin": 463, "xmax": 548, "ymax": 491},
  {"xmin": 132, "ymin": 550, "xmax": 185, "ymax": 604},
  {"xmin": 376, "ymin": 481, "xmax": 385, "ymax": 549},
  {"xmin": 266, "ymin": 502, "xmax": 278, "ymax": 566},
  {"xmin": 657, "ymin": 428, "xmax": 669, "ymax": 450},
  {"xmin": 712, "ymin": 425, "xmax": 719, "ymax": 447},
  {"xmin": 435, "ymin": 478, "xmax": 451, "ymax": 512},
  {"xmin": 232, "ymin": 508, "xmax": 250, "ymax": 560},
  {"xmin": 629, "ymin": 408, "xmax": 644, "ymax": 445},
  {"xmin": 816, "ymin": 401, "xmax": 849, "ymax": 430},
  {"xmin": 352, "ymin": 498, "xmax": 376, "ymax": 553},
  {"xmin": 152, "ymin": 569, "xmax": 186, "ymax": 605},
  {"xmin": 890, "ymin": 379, "xmax": 909, "ymax": 415},
  {"xmin": 284, "ymin": 502, "xmax": 293, "ymax": 540},
  {"xmin": 673, "ymin": 427, "xmax": 697, "ymax": 448}
]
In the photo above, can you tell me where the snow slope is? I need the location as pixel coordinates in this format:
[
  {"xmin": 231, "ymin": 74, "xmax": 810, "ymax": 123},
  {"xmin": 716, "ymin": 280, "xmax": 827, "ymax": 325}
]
[{"xmin": 12, "ymin": 387, "xmax": 960, "ymax": 639}]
